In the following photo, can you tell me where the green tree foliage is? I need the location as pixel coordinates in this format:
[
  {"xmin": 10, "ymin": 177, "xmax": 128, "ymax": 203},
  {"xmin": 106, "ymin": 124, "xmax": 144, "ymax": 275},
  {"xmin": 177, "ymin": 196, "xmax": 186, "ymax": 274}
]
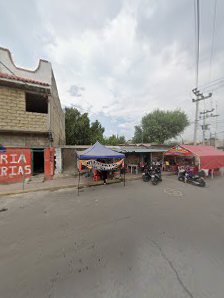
[
  {"xmin": 65, "ymin": 107, "xmax": 91, "ymax": 145},
  {"xmin": 90, "ymin": 120, "xmax": 105, "ymax": 144},
  {"xmin": 133, "ymin": 109, "xmax": 189, "ymax": 144},
  {"xmin": 65, "ymin": 107, "xmax": 125, "ymax": 145},
  {"xmin": 104, "ymin": 135, "xmax": 126, "ymax": 145}
]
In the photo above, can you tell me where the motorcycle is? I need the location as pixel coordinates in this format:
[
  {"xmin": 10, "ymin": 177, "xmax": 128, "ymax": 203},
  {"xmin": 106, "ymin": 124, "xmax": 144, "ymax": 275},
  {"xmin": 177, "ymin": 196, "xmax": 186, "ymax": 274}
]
[
  {"xmin": 178, "ymin": 168, "xmax": 186, "ymax": 182},
  {"xmin": 151, "ymin": 168, "xmax": 162, "ymax": 185},
  {"xmin": 142, "ymin": 166, "xmax": 153, "ymax": 182},
  {"xmin": 178, "ymin": 169, "xmax": 206, "ymax": 187}
]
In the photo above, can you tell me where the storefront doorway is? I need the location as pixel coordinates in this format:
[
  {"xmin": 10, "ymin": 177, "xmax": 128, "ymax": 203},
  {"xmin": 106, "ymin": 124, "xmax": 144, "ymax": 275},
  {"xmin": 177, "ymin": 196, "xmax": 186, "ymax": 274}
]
[{"xmin": 32, "ymin": 149, "xmax": 44, "ymax": 175}]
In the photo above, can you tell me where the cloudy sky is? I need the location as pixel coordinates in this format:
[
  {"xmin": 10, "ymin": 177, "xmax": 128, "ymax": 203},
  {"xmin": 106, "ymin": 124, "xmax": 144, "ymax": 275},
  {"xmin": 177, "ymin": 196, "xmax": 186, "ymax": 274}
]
[{"xmin": 1, "ymin": 0, "xmax": 224, "ymax": 142}]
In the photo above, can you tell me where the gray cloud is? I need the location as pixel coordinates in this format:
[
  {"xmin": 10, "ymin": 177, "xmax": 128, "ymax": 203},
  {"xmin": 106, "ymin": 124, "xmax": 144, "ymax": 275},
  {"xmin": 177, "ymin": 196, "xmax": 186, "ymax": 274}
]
[{"xmin": 68, "ymin": 85, "xmax": 85, "ymax": 97}]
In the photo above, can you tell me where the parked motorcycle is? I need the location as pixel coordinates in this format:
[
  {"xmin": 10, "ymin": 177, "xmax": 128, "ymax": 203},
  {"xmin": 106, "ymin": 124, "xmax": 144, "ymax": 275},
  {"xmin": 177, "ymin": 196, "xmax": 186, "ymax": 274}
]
[
  {"xmin": 178, "ymin": 169, "xmax": 206, "ymax": 187},
  {"xmin": 177, "ymin": 168, "xmax": 186, "ymax": 182},
  {"xmin": 142, "ymin": 166, "xmax": 153, "ymax": 182},
  {"xmin": 151, "ymin": 167, "xmax": 162, "ymax": 185}
]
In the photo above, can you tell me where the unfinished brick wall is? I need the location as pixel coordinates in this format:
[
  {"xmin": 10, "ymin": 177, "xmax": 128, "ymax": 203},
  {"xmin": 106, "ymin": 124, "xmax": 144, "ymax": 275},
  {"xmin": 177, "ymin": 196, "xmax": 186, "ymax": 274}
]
[
  {"xmin": 0, "ymin": 86, "xmax": 48, "ymax": 132},
  {"xmin": 0, "ymin": 47, "xmax": 65, "ymax": 148},
  {"xmin": 0, "ymin": 132, "xmax": 49, "ymax": 147},
  {"xmin": 49, "ymin": 73, "xmax": 65, "ymax": 146},
  {"xmin": 0, "ymin": 86, "xmax": 49, "ymax": 147}
]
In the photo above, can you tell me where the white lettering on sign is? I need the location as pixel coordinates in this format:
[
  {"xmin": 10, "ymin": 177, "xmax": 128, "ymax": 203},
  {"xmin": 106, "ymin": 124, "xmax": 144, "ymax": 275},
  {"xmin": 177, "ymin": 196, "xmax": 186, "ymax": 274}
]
[
  {"xmin": 0, "ymin": 153, "xmax": 28, "ymax": 165},
  {"xmin": 18, "ymin": 154, "xmax": 26, "ymax": 163},
  {"xmin": 24, "ymin": 165, "xmax": 32, "ymax": 175},
  {"xmin": 0, "ymin": 155, "xmax": 7, "ymax": 164},
  {"xmin": 8, "ymin": 166, "xmax": 17, "ymax": 176},
  {"xmin": 0, "ymin": 152, "xmax": 32, "ymax": 177},
  {"xmin": 1, "ymin": 167, "xmax": 7, "ymax": 176},
  {"xmin": 18, "ymin": 166, "xmax": 24, "ymax": 175},
  {"xmin": 10, "ymin": 154, "xmax": 17, "ymax": 164}
]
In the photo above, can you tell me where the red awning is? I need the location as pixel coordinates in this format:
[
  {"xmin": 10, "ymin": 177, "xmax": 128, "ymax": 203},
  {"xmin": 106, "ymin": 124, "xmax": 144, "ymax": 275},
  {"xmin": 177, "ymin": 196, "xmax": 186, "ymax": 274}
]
[
  {"xmin": 164, "ymin": 145, "xmax": 193, "ymax": 157},
  {"xmin": 165, "ymin": 145, "xmax": 224, "ymax": 169}
]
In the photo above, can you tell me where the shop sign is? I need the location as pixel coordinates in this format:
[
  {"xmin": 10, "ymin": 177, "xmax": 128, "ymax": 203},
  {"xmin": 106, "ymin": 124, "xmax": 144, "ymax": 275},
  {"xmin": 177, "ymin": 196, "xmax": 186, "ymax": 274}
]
[
  {"xmin": 166, "ymin": 146, "xmax": 192, "ymax": 156},
  {"xmin": 0, "ymin": 150, "xmax": 32, "ymax": 182}
]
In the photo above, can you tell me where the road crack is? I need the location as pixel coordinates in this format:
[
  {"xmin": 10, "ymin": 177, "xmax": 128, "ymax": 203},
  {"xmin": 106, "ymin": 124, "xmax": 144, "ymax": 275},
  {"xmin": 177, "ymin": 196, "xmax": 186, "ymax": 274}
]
[{"xmin": 148, "ymin": 238, "xmax": 194, "ymax": 298}]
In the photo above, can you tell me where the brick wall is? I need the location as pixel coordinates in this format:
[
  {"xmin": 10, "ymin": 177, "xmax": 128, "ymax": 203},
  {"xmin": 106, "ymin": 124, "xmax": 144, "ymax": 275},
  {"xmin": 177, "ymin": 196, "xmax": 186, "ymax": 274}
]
[
  {"xmin": 0, "ymin": 132, "xmax": 49, "ymax": 147},
  {"xmin": 49, "ymin": 74, "xmax": 65, "ymax": 146},
  {"xmin": 125, "ymin": 153, "xmax": 141, "ymax": 164},
  {"xmin": 0, "ymin": 86, "xmax": 48, "ymax": 132}
]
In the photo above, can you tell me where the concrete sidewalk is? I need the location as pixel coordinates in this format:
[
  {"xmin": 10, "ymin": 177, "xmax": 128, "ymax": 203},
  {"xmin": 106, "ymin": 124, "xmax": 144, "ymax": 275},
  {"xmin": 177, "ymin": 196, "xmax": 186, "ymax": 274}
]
[{"xmin": 0, "ymin": 173, "xmax": 142, "ymax": 197}]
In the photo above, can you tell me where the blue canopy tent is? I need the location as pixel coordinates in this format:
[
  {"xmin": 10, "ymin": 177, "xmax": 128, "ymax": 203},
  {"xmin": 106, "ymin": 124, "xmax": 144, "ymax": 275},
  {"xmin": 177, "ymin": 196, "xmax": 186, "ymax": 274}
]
[
  {"xmin": 77, "ymin": 141, "xmax": 125, "ymax": 160},
  {"xmin": 77, "ymin": 141, "xmax": 125, "ymax": 194}
]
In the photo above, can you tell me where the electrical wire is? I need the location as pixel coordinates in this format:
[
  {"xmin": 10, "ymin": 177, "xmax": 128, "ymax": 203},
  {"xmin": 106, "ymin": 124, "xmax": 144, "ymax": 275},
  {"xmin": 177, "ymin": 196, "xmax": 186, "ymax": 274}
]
[
  {"xmin": 0, "ymin": 60, "xmax": 17, "ymax": 76},
  {"xmin": 208, "ymin": 0, "xmax": 218, "ymax": 83},
  {"xmin": 194, "ymin": 0, "xmax": 200, "ymax": 88},
  {"xmin": 199, "ymin": 77, "xmax": 224, "ymax": 89}
]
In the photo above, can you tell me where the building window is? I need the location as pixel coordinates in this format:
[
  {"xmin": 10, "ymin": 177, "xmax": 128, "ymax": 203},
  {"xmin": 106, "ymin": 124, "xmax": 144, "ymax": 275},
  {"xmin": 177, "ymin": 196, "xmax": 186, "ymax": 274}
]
[{"xmin": 26, "ymin": 93, "xmax": 48, "ymax": 114}]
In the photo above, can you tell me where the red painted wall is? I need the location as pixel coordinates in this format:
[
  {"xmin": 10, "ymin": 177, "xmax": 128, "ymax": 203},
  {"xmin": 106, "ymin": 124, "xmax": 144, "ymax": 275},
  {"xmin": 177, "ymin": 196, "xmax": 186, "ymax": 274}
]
[
  {"xmin": 0, "ymin": 148, "xmax": 32, "ymax": 183},
  {"xmin": 44, "ymin": 148, "xmax": 55, "ymax": 180}
]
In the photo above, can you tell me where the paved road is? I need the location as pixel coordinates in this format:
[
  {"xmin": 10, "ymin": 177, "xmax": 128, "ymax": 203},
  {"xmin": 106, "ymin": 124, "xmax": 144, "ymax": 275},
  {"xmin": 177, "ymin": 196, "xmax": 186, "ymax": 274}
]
[{"xmin": 0, "ymin": 176, "xmax": 224, "ymax": 298}]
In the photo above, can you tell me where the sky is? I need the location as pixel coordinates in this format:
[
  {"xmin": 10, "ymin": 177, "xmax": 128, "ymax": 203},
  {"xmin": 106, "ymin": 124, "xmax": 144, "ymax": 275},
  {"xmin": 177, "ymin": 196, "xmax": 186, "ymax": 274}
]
[{"xmin": 1, "ymin": 0, "xmax": 224, "ymax": 142}]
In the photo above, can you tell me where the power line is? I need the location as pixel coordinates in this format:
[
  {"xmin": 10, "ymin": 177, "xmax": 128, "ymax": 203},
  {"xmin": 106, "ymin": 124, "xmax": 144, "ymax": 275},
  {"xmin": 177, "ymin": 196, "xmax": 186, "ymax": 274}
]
[
  {"xmin": 199, "ymin": 79, "xmax": 224, "ymax": 94},
  {"xmin": 0, "ymin": 59, "xmax": 30, "ymax": 89},
  {"xmin": 195, "ymin": 0, "xmax": 200, "ymax": 88},
  {"xmin": 200, "ymin": 79, "xmax": 224, "ymax": 91},
  {"xmin": 208, "ymin": 0, "xmax": 218, "ymax": 82},
  {"xmin": 215, "ymin": 130, "xmax": 224, "ymax": 134},
  {"xmin": 193, "ymin": 0, "xmax": 201, "ymax": 145},
  {"xmin": 0, "ymin": 60, "xmax": 17, "ymax": 76}
]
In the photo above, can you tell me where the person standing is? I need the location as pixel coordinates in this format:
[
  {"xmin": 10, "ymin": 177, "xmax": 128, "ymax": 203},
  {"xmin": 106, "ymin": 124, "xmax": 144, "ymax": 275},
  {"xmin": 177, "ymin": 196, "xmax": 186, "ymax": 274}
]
[{"xmin": 101, "ymin": 170, "xmax": 108, "ymax": 184}]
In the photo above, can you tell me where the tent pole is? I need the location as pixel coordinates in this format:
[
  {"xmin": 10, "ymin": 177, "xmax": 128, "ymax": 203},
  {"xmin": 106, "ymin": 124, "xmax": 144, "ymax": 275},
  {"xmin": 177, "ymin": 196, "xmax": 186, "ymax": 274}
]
[
  {"xmin": 77, "ymin": 170, "xmax": 81, "ymax": 196},
  {"xmin": 123, "ymin": 164, "xmax": 125, "ymax": 187}
]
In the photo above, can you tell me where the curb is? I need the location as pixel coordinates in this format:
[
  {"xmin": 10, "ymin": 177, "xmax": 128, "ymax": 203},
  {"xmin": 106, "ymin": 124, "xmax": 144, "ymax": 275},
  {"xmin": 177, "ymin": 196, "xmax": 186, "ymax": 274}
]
[{"xmin": 0, "ymin": 176, "xmax": 142, "ymax": 197}]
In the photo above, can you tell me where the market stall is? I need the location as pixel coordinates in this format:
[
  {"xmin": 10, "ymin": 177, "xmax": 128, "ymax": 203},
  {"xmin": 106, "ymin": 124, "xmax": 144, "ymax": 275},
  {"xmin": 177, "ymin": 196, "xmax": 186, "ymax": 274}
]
[
  {"xmin": 77, "ymin": 141, "xmax": 125, "ymax": 194},
  {"xmin": 164, "ymin": 145, "xmax": 224, "ymax": 175}
]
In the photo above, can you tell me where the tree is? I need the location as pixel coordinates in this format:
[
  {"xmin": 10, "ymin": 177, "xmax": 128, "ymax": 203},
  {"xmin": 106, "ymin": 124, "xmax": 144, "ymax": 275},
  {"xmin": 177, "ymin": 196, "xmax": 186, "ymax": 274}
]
[
  {"xmin": 65, "ymin": 107, "xmax": 91, "ymax": 145},
  {"xmin": 133, "ymin": 109, "xmax": 189, "ymax": 144},
  {"xmin": 65, "ymin": 107, "xmax": 127, "ymax": 145},
  {"xmin": 104, "ymin": 135, "xmax": 126, "ymax": 145},
  {"xmin": 90, "ymin": 120, "xmax": 105, "ymax": 144}
]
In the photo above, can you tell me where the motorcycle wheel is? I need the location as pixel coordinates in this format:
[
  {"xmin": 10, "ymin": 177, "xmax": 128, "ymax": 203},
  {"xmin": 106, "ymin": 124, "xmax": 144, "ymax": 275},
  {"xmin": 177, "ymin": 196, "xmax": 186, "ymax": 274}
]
[
  {"xmin": 143, "ymin": 175, "xmax": 150, "ymax": 182},
  {"xmin": 152, "ymin": 179, "xmax": 158, "ymax": 185},
  {"xmin": 199, "ymin": 178, "xmax": 206, "ymax": 187},
  {"xmin": 178, "ymin": 176, "xmax": 184, "ymax": 182}
]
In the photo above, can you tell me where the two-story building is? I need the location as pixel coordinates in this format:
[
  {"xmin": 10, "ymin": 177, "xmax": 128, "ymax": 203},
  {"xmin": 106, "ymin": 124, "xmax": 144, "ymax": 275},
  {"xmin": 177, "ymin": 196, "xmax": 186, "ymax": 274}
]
[{"xmin": 0, "ymin": 47, "xmax": 65, "ymax": 183}]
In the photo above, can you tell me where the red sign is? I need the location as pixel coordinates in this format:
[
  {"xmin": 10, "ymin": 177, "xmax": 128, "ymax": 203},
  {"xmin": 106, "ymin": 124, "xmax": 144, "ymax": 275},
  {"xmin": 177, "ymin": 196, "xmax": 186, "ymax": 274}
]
[
  {"xmin": 44, "ymin": 148, "xmax": 55, "ymax": 180},
  {"xmin": 164, "ymin": 146, "xmax": 192, "ymax": 156},
  {"xmin": 0, "ymin": 148, "xmax": 32, "ymax": 183}
]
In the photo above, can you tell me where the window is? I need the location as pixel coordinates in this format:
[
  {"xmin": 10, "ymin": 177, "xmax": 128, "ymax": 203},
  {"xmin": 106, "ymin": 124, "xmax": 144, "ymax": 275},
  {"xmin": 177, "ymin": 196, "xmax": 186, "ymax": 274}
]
[{"xmin": 26, "ymin": 93, "xmax": 48, "ymax": 114}]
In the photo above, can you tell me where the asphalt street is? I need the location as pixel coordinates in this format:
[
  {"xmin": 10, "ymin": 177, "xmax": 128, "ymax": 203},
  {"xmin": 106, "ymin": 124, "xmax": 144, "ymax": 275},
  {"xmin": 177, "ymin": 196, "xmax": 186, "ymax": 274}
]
[{"xmin": 0, "ymin": 175, "xmax": 224, "ymax": 298}]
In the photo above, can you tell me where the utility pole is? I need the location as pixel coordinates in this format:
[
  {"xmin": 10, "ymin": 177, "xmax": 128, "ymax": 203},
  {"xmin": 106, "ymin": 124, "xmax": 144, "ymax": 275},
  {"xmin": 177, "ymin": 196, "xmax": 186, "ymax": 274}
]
[
  {"xmin": 192, "ymin": 89, "xmax": 212, "ymax": 144},
  {"xmin": 200, "ymin": 108, "xmax": 214, "ymax": 144},
  {"xmin": 214, "ymin": 103, "xmax": 218, "ymax": 147},
  {"xmin": 210, "ymin": 109, "xmax": 219, "ymax": 147}
]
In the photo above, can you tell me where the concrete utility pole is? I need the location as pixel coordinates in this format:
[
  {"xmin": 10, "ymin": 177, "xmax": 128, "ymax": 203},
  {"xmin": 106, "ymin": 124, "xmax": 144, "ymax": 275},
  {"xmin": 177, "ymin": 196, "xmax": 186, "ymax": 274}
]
[
  {"xmin": 192, "ymin": 89, "xmax": 212, "ymax": 145},
  {"xmin": 200, "ymin": 108, "xmax": 214, "ymax": 144},
  {"xmin": 210, "ymin": 110, "xmax": 219, "ymax": 148}
]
